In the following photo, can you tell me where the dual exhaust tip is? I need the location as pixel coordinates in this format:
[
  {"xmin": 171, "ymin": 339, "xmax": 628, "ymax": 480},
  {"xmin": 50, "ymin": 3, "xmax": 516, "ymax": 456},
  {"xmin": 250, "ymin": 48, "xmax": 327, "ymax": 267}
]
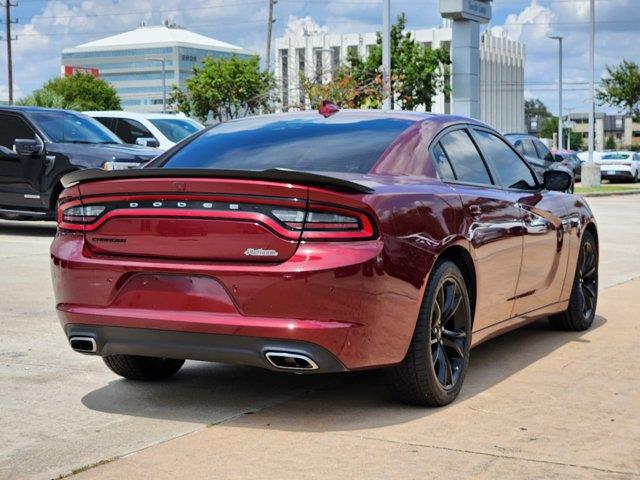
[
  {"xmin": 69, "ymin": 336, "xmax": 97, "ymax": 353},
  {"xmin": 69, "ymin": 337, "xmax": 319, "ymax": 371},
  {"xmin": 265, "ymin": 351, "xmax": 318, "ymax": 371}
]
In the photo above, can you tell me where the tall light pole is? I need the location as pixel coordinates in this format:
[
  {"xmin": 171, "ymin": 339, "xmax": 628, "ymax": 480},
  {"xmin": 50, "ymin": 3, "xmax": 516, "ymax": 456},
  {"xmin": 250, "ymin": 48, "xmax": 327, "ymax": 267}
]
[
  {"xmin": 265, "ymin": 0, "xmax": 277, "ymax": 71},
  {"xmin": 382, "ymin": 0, "xmax": 391, "ymax": 110},
  {"xmin": 582, "ymin": 0, "xmax": 601, "ymax": 186},
  {"xmin": 549, "ymin": 35, "xmax": 563, "ymax": 151},
  {"xmin": 146, "ymin": 57, "xmax": 166, "ymax": 113}
]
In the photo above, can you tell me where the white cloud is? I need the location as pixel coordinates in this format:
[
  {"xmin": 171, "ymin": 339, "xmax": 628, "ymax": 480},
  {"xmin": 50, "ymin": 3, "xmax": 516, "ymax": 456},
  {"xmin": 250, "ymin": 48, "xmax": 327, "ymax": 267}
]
[
  {"xmin": 490, "ymin": 0, "xmax": 639, "ymax": 115},
  {"xmin": 0, "ymin": 83, "xmax": 24, "ymax": 102},
  {"xmin": 284, "ymin": 16, "xmax": 327, "ymax": 38}
]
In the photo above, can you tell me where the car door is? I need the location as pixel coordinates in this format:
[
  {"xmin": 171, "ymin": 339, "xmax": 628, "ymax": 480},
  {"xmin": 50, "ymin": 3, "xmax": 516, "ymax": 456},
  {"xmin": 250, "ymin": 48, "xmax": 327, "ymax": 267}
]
[
  {"xmin": 0, "ymin": 112, "xmax": 44, "ymax": 209},
  {"xmin": 471, "ymin": 128, "xmax": 570, "ymax": 316},
  {"xmin": 435, "ymin": 127, "xmax": 524, "ymax": 330}
]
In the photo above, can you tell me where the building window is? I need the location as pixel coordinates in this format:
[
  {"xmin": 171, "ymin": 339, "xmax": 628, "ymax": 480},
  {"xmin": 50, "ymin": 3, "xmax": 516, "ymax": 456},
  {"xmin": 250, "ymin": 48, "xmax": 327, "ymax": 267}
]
[
  {"xmin": 347, "ymin": 45, "xmax": 358, "ymax": 60},
  {"xmin": 331, "ymin": 46, "xmax": 340, "ymax": 74},
  {"xmin": 633, "ymin": 131, "xmax": 640, "ymax": 138},
  {"xmin": 314, "ymin": 48, "xmax": 323, "ymax": 83},
  {"xmin": 297, "ymin": 48, "xmax": 305, "ymax": 107},
  {"xmin": 281, "ymin": 50, "xmax": 289, "ymax": 109},
  {"xmin": 615, "ymin": 117, "xmax": 623, "ymax": 129}
]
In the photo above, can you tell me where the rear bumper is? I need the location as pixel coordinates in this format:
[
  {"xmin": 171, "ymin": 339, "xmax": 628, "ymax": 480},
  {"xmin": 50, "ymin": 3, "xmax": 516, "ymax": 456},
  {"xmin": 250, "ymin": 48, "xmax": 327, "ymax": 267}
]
[
  {"xmin": 52, "ymin": 233, "xmax": 423, "ymax": 371},
  {"xmin": 65, "ymin": 324, "xmax": 346, "ymax": 373},
  {"xmin": 600, "ymin": 167, "xmax": 635, "ymax": 180}
]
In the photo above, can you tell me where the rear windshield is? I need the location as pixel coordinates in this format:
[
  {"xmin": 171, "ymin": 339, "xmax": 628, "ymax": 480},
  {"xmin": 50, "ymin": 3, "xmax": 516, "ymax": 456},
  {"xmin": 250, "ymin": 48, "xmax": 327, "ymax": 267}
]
[
  {"xmin": 602, "ymin": 153, "xmax": 630, "ymax": 160},
  {"xmin": 149, "ymin": 118, "xmax": 203, "ymax": 143},
  {"xmin": 158, "ymin": 115, "xmax": 415, "ymax": 174}
]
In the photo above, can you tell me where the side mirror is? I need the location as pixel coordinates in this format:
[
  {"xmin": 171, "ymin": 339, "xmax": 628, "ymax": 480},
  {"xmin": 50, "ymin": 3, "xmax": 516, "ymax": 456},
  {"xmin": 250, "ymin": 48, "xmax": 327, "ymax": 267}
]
[
  {"xmin": 14, "ymin": 138, "xmax": 44, "ymax": 157},
  {"xmin": 544, "ymin": 168, "xmax": 573, "ymax": 192},
  {"xmin": 135, "ymin": 137, "xmax": 160, "ymax": 148},
  {"xmin": 554, "ymin": 154, "xmax": 565, "ymax": 162}
]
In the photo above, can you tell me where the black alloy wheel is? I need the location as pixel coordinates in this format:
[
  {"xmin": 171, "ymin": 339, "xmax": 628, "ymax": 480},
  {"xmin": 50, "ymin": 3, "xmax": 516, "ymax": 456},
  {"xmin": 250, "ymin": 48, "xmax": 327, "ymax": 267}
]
[
  {"xmin": 430, "ymin": 278, "xmax": 468, "ymax": 390},
  {"xmin": 387, "ymin": 260, "xmax": 472, "ymax": 406},
  {"xmin": 577, "ymin": 240, "xmax": 598, "ymax": 320},
  {"xmin": 549, "ymin": 230, "xmax": 598, "ymax": 331}
]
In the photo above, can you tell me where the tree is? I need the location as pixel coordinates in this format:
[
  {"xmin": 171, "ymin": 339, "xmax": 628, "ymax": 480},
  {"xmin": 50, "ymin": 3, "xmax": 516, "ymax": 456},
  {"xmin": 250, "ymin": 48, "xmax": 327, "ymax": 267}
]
[
  {"xmin": 540, "ymin": 116, "xmax": 583, "ymax": 150},
  {"xmin": 605, "ymin": 134, "xmax": 616, "ymax": 150},
  {"xmin": 169, "ymin": 55, "xmax": 275, "ymax": 123},
  {"xmin": 301, "ymin": 13, "xmax": 450, "ymax": 111},
  {"xmin": 525, "ymin": 98, "xmax": 551, "ymax": 119},
  {"xmin": 597, "ymin": 60, "xmax": 640, "ymax": 121},
  {"xmin": 18, "ymin": 73, "xmax": 120, "ymax": 110}
]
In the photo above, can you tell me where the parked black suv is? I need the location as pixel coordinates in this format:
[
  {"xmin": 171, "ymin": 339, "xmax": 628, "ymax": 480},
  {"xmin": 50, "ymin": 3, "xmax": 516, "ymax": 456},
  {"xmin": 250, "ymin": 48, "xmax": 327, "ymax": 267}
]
[{"xmin": 0, "ymin": 106, "xmax": 161, "ymax": 220}]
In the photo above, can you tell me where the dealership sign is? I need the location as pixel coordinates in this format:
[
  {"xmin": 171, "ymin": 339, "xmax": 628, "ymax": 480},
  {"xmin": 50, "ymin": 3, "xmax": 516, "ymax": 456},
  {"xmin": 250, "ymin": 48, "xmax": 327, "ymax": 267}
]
[
  {"xmin": 439, "ymin": 0, "xmax": 492, "ymax": 23},
  {"xmin": 61, "ymin": 66, "xmax": 100, "ymax": 78}
]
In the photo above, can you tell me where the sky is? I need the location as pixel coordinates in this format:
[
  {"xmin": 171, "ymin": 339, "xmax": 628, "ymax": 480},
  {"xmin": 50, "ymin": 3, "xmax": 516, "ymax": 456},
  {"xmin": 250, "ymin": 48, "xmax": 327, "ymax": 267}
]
[{"xmin": 0, "ymin": 0, "xmax": 638, "ymax": 116}]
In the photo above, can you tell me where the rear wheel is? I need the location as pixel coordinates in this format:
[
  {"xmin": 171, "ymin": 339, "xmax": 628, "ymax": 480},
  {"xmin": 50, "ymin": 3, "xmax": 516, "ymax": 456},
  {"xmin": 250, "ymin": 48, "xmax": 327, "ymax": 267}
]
[
  {"xmin": 387, "ymin": 261, "xmax": 472, "ymax": 406},
  {"xmin": 103, "ymin": 354, "xmax": 185, "ymax": 381},
  {"xmin": 549, "ymin": 231, "xmax": 598, "ymax": 331}
]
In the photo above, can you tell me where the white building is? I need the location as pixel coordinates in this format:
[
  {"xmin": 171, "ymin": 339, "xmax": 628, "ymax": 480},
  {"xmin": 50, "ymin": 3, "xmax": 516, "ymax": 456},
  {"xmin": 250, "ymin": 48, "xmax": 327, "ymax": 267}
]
[
  {"xmin": 275, "ymin": 27, "xmax": 525, "ymax": 133},
  {"xmin": 61, "ymin": 24, "xmax": 253, "ymax": 113}
]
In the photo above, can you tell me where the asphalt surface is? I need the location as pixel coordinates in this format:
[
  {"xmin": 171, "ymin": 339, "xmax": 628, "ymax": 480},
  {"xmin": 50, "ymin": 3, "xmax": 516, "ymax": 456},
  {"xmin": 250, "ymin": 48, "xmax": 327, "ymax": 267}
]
[{"xmin": 0, "ymin": 194, "xmax": 639, "ymax": 480}]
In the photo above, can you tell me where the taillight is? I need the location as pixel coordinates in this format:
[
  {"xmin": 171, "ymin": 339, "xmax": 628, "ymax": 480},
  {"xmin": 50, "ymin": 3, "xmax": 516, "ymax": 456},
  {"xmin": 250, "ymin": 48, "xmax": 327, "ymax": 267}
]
[
  {"xmin": 61, "ymin": 205, "xmax": 106, "ymax": 225},
  {"xmin": 273, "ymin": 207, "xmax": 375, "ymax": 240}
]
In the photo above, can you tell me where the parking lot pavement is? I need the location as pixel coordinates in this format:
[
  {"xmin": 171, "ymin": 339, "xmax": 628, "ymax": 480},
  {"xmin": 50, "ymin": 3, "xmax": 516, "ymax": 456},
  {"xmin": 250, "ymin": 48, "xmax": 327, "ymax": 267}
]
[{"xmin": 1, "ymin": 194, "xmax": 639, "ymax": 480}]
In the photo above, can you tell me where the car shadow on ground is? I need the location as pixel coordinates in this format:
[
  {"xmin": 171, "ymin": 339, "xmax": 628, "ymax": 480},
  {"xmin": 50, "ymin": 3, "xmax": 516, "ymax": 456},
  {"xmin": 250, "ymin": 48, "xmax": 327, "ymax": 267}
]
[
  {"xmin": 0, "ymin": 220, "xmax": 57, "ymax": 237},
  {"xmin": 81, "ymin": 315, "xmax": 606, "ymax": 430}
]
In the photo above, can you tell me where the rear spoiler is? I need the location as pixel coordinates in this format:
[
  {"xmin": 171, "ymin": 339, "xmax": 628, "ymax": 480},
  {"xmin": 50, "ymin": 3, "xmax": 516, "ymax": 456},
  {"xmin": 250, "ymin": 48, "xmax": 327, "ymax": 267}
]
[{"xmin": 61, "ymin": 168, "xmax": 374, "ymax": 194}]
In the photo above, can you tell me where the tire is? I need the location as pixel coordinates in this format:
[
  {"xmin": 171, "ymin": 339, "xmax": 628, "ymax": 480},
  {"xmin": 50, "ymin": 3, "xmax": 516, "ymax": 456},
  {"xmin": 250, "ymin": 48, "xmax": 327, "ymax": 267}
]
[
  {"xmin": 387, "ymin": 261, "xmax": 472, "ymax": 407},
  {"xmin": 549, "ymin": 230, "xmax": 598, "ymax": 331},
  {"xmin": 103, "ymin": 354, "xmax": 185, "ymax": 381}
]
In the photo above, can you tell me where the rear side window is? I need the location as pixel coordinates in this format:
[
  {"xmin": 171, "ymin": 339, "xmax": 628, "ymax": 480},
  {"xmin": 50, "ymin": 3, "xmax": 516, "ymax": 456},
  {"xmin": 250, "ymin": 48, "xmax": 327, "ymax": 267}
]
[
  {"xmin": 0, "ymin": 114, "xmax": 35, "ymax": 149},
  {"xmin": 439, "ymin": 129, "xmax": 492, "ymax": 185},
  {"xmin": 94, "ymin": 117, "xmax": 115, "ymax": 130},
  {"xmin": 431, "ymin": 143, "xmax": 456, "ymax": 181},
  {"xmin": 160, "ymin": 115, "xmax": 415, "ymax": 174},
  {"xmin": 522, "ymin": 139, "xmax": 538, "ymax": 158},
  {"xmin": 115, "ymin": 118, "xmax": 154, "ymax": 144},
  {"xmin": 533, "ymin": 139, "xmax": 553, "ymax": 162},
  {"xmin": 473, "ymin": 130, "xmax": 538, "ymax": 190}
]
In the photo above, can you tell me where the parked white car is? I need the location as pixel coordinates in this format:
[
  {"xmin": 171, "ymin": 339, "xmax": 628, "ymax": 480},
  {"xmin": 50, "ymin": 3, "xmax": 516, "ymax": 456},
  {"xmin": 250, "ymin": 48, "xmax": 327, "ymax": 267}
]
[
  {"xmin": 597, "ymin": 151, "xmax": 640, "ymax": 183},
  {"xmin": 85, "ymin": 111, "xmax": 204, "ymax": 151}
]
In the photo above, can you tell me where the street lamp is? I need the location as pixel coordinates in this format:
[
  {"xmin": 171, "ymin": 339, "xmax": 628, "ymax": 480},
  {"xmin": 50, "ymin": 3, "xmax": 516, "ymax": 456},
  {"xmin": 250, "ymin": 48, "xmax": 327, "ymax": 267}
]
[
  {"xmin": 146, "ymin": 57, "xmax": 167, "ymax": 114},
  {"xmin": 548, "ymin": 35, "xmax": 563, "ymax": 151}
]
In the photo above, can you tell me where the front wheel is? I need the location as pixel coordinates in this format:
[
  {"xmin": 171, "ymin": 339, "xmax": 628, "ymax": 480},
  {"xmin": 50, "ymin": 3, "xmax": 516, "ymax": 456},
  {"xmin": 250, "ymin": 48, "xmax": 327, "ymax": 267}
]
[
  {"xmin": 549, "ymin": 230, "xmax": 598, "ymax": 331},
  {"xmin": 103, "ymin": 354, "xmax": 185, "ymax": 380},
  {"xmin": 387, "ymin": 261, "xmax": 472, "ymax": 406}
]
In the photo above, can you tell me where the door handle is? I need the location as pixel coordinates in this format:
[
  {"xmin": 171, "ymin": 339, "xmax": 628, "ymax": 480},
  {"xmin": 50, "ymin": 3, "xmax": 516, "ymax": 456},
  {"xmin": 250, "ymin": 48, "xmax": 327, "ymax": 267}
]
[{"xmin": 523, "ymin": 211, "xmax": 550, "ymax": 234}]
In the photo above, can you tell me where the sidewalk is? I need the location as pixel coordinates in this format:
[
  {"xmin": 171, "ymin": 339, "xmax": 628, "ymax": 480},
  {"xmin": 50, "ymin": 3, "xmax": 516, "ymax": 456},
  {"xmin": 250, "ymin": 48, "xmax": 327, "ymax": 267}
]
[{"xmin": 70, "ymin": 278, "xmax": 640, "ymax": 480}]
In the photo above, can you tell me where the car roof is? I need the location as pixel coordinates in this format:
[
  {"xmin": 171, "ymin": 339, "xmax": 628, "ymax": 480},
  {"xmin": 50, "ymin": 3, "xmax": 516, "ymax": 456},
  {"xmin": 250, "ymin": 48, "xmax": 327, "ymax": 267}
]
[
  {"xmin": 84, "ymin": 110, "xmax": 200, "ymax": 121},
  {"xmin": 0, "ymin": 105, "xmax": 82, "ymax": 115},
  {"xmin": 503, "ymin": 133, "xmax": 538, "ymax": 140},
  {"xmin": 212, "ymin": 109, "xmax": 488, "ymax": 129}
]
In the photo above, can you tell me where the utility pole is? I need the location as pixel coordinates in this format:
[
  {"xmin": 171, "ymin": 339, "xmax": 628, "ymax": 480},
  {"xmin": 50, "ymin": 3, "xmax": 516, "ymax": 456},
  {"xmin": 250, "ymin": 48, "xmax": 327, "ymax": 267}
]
[
  {"xmin": 146, "ymin": 57, "xmax": 166, "ymax": 113},
  {"xmin": 265, "ymin": 0, "xmax": 276, "ymax": 71},
  {"xmin": 582, "ymin": 0, "xmax": 601, "ymax": 186},
  {"xmin": 1, "ymin": 1, "xmax": 17, "ymax": 104},
  {"xmin": 381, "ymin": 0, "xmax": 391, "ymax": 110},
  {"xmin": 549, "ymin": 35, "xmax": 563, "ymax": 151}
]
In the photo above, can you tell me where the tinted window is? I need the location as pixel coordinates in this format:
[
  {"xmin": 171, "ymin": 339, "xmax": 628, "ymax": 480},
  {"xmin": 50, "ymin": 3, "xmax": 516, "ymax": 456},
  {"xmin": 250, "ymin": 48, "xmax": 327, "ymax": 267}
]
[
  {"xmin": 439, "ymin": 129, "xmax": 492, "ymax": 185},
  {"xmin": 94, "ymin": 117, "xmax": 115, "ymax": 130},
  {"xmin": 533, "ymin": 139, "xmax": 553, "ymax": 162},
  {"xmin": 513, "ymin": 140, "xmax": 525, "ymax": 155},
  {"xmin": 149, "ymin": 119, "xmax": 202, "ymax": 143},
  {"xmin": 115, "ymin": 118, "xmax": 154, "ymax": 144},
  {"xmin": 522, "ymin": 139, "xmax": 538, "ymax": 158},
  {"xmin": 30, "ymin": 111, "xmax": 122, "ymax": 144},
  {"xmin": 0, "ymin": 114, "xmax": 35, "ymax": 149},
  {"xmin": 160, "ymin": 115, "xmax": 414, "ymax": 174},
  {"xmin": 474, "ymin": 130, "xmax": 537, "ymax": 190},
  {"xmin": 602, "ymin": 153, "xmax": 630, "ymax": 160},
  {"xmin": 432, "ymin": 143, "xmax": 456, "ymax": 181}
]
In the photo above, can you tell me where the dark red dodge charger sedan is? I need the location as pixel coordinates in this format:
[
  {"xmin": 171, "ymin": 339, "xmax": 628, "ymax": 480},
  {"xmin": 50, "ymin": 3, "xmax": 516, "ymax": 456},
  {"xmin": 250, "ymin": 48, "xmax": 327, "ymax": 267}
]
[{"xmin": 51, "ymin": 110, "xmax": 598, "ymax": 406}]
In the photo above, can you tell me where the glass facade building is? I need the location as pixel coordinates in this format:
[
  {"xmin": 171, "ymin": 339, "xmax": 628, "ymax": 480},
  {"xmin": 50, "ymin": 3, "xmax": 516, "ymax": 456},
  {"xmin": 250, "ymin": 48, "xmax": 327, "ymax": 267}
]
[{"xmin": 61, "ymin": 25, "xmax": 253, "ymax": 113}]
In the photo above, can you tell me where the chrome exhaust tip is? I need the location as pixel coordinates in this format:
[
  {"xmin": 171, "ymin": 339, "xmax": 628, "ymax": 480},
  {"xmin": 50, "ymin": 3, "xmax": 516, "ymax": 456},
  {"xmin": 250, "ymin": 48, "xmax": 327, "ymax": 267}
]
[
  {"xmin": 265, "ymin": 351, "xmax": 319, "ymax": 371},
  {"xmin": 69, "ymin": 336, "xmax": 97, "ymax": 354}
]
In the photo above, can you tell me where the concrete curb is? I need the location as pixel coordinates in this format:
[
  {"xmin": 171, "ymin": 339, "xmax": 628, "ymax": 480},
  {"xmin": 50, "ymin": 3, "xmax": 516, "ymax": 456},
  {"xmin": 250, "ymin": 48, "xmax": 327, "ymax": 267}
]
[{"xmin": 579, "ymin": 189, "xmax": 640, "ymax": 198}]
